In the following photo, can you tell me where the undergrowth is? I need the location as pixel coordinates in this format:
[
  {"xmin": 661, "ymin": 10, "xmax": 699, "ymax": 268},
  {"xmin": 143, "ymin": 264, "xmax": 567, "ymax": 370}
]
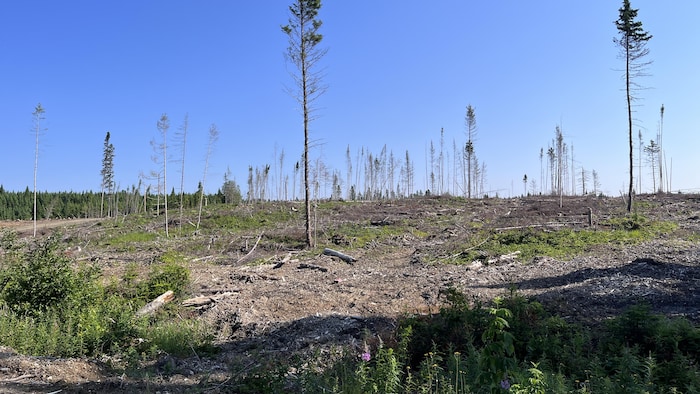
[
  {"xmin": 455, "ymin": 213, "xmax": 677, "ymax": 263},
  {"xmin": 235, "ymin": 288, "xmax": 700, "ymax": 393},
  {"xmin": 0, "ymin": 232, "xmax": 211, "ymax": 365}
]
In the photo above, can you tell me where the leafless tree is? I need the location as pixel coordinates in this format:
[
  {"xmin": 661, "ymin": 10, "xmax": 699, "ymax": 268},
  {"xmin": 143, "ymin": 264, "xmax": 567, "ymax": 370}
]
[
  {"xmin": 197, "ymin": 124, "xmax": 218, "ymax": 232},
  {"xmin": 32, "ymin": 103, "xmax": 45, "ymax": 237},
  {"xmin": 157, "ymin": 113, "xmax": 170, "ymax": 237},
  {"xmin": 176, "ymin": 114, "xmax": 189, "ymax": 234}
]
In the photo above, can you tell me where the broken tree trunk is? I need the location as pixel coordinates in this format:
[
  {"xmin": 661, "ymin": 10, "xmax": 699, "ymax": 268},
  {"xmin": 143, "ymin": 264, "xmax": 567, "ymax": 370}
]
[
  {"xmin": 323, "ymin": 248, "xmax": 357, "ymax": 264},
  {"xmin": 136, "ymin": 290, "xmax": 175, "ymax": 316}
]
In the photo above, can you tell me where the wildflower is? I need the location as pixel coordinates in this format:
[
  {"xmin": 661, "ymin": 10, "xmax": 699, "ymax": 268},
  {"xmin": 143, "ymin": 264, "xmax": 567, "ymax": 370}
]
[
  {"xmin": 361, "ymin": 352, "xmax": 371, "ymax": 362},
  {"xmin": 500, "ymin": 378, "xmax": 511, "ymax": 390}
]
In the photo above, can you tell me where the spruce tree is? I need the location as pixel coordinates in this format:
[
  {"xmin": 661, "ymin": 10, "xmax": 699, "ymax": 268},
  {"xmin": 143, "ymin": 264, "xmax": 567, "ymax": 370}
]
[
  {"xmin": 614, "ymin": 0, "xmax": 652, "ymax": 212},
  {"xmin": 282, "ymin": 0, "xmax": 327, "ymax": 247}
]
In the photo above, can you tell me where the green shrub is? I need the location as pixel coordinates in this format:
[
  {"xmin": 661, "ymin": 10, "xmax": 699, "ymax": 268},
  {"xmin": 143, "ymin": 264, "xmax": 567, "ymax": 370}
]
[
  {"xmin": 0, "ymin": 236, "xmax": 100, "ymax": 316},
  {"xmin": 139, "ymin": 259, "xmax": 190, "ymax": 301},
  {"xmin": 0, "ymin": 236, "xmax": 200, "ymax": 360}
]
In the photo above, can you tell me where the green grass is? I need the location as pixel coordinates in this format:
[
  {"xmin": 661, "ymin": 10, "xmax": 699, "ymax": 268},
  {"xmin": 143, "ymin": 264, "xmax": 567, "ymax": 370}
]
[
  {"xmin": 206, "ymin": 205, "xmax": 298, "ymax": 232},
  {"xmin": 452, "ymin": 216, "xmax": 677, "ymax": 264},
  {"xmin": 329, "ymin": 221, "xmax": 426, "ymax": 248},
  {"xmin": 108, "ymin": 231, "xmax": 157, "ymax": 245},
  {"xmin": 0, "ymin": 233, "xmax": 210, "ymax": 363}
]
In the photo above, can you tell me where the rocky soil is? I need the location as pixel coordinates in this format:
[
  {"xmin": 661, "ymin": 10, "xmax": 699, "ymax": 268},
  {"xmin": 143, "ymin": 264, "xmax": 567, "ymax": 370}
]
[{"xmin": 0, "ymin": 194, "xmax": 699, "ymax": 393}]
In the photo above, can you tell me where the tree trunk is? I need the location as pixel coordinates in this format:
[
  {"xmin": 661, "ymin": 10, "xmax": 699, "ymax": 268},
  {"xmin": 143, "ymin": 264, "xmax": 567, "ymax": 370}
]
[{"xmin": 626, "ymin": 40, "xmax": 634, "ymax": 213}]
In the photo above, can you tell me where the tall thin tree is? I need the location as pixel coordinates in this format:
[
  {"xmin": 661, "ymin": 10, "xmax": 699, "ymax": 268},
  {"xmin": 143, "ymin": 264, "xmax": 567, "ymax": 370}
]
[
  {"xmin": 637, "ymin": 129, "xmax": 643, "ymax": 194},
  {"xmin": 100, "ymin": 131, "xmax": 115, "ymax": 218},
  {"xmin": 157, "ymin": 113, "xmax": 170, "ymax": 236},
  {"xmin": 282, "ymin": 0, "xmax": 327, "ymax": 247},
  {"xmin": 177, "ymin": 114, "xmax": 189, "ymax": 234},
  {"xmin": 32, "ymin": 103, "xmax": 45, "ymax": 237},
  {"xmin": 465, "ymin": 105, "xmax": 477, "ymax": 198},
  {"xmin": 614, "ymin": 0, "xmax": 652, "ymax": 212},
  {"xmin": 197, "ymin": 124, "xmax": 218, "ymax": 231},
  {"xmin": 658, "ymin": 104, "xmax": 664, "ymax": 193}
]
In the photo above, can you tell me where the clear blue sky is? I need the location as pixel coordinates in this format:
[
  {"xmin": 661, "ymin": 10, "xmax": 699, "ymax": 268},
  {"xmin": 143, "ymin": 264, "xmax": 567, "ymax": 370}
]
[{"xmin": 1, "ymin": 1, "xmax": 698, "ymax": 197}]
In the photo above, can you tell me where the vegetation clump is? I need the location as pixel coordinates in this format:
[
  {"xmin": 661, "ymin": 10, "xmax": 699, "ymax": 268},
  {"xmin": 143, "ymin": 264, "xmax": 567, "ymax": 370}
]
[
  {"xmin": 0, "ymin": 232, "xmax": 210, "ymax": 362},
  {"xmin": 261, "ymin": 288, "xmax": 700, "ymax": 393}
]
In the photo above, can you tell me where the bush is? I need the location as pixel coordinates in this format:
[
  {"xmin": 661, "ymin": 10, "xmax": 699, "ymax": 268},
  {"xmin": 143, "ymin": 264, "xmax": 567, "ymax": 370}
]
[
  {"xmin": 0, "ymin": 235, "xmax": 100, "ymax": 316},
  {"xmin": 139, "ymin": 259, "xmax": 190, "ymax": 301},
  {"xmin": 0, "ymin": 233, "xmax": 206, "ymax": 360}
]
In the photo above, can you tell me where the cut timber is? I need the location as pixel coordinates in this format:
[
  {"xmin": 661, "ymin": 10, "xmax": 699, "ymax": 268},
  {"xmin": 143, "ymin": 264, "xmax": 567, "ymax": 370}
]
[
  {"xmin": 136, "ymin": 290, "xmax": 175, "ymax": 316},
  {"xmin": 182, "ymin": 292, "xmax": 235, "ymax": 308},
  {"xmin": 323, "ymin": 248, "xmax": 357, "ymax": 264}
]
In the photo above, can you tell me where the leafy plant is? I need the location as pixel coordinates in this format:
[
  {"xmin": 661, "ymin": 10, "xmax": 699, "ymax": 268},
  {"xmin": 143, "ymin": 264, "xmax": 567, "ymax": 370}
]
[
  {"xmin": 0, "ymin": 235, "xmax": 99, "ymax": 316},
  {"xmin": 139, "ymin": 259, "xmax": 190, "ymax": 301}
]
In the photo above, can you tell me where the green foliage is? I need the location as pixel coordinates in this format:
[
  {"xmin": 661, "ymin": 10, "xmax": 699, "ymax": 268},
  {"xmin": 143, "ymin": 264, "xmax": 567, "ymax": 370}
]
[
  {"xmin": 139, "ymin": 259, "xmax": 190, "ymax": 301},
  {"xmin": 0, "ymin": 236, "xmax": 99, "ymax": 316},
  {"xmin": 330, "ymin": 222, "xmax": 415, "ymax": 248},
  {"xmin": 294, "ymin": 288, "xmax": 700, "ymax": 393},
  {"xmin": 145, "ymin": 319, "xmax": 216, "ymax": 357},
  {"xmin": 457, "ymin": 215, "xmax": 676, "ymax": 263},
  {"xmin": 0, "ymin": 235, "xmax": 207, "ymax": 361},
  {"xmin": 108, "ymin": 231, "xmax": 157, "ymax": 245},
  {"xmin": 207, "ymin": 207, "xmax": 296, "ymax": 232},
  {"xmin": 478, "ymin": 299, "xmax": 517, "ymax": 391}
]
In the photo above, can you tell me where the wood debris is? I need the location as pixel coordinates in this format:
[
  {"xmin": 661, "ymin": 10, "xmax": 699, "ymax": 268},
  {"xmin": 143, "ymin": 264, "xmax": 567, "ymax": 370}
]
[
  {"xmin": 136, "ymin": 290, "xmax": 175, "ymax": 316},
  {"xmin": 323, "ymin": 248, "xmax": 357, "ymax": 264}
]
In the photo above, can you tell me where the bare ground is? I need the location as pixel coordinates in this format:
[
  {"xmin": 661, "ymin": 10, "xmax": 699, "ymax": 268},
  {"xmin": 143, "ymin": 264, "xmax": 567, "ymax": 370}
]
[{"xmin": 0, "ymin": 194, "xmax": 699, "ymax": 393}]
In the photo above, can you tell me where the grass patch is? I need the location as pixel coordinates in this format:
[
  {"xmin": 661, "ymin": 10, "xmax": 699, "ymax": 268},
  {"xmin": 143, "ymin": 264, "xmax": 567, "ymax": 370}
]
[
  {"xmin": 108, "ymin": 231, "xmax": 157, "ymax": 246},
  {"xmin": 206, "ymin": 205, "xmax": 298, "ymax": 232},
  {"xmin": 329, "ymin": 221, "xmax": 418, "ymax": 248},
  {"xmin": 453, "ymin": 216, "xmax": 677, "ymax": 264}
]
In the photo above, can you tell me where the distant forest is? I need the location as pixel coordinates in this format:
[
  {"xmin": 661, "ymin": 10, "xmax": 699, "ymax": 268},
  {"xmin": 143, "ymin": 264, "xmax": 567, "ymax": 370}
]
[{"xmin": 0, "ymin": 185, "xmax": 237, "ymax": 221}]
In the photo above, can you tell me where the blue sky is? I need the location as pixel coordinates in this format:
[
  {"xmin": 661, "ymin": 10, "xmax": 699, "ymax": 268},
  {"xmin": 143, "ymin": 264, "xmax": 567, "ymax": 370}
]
[{"xmin": 1, "ymin": 1, "xmax": 698, "ymax": 197}]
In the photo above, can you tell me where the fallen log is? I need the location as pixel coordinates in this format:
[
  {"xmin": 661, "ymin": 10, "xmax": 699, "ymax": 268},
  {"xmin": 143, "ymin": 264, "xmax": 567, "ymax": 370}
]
[
  {"xmin": 136, "ymin": 290, "xmax": 175, "ymax": 316},
  {"xmin": 323, "ymin": 248, "xmax": 357, "ymax": 264}
]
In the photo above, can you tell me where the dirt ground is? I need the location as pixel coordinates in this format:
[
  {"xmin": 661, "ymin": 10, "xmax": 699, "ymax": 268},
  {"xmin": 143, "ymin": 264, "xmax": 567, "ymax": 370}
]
[{"xmin": 0, "ymin": 194, "xmax": 699, "ymax": 393}]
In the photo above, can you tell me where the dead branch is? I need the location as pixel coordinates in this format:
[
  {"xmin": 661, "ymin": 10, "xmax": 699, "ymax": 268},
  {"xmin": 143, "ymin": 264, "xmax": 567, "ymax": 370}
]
[
  {"xmin": 236, "ymin": 232, "xmax": 263, "ymax": 264},
  {"xmin": 298, "ymin": 263, "xmax": 329, "ymax": 272},
  {"xmin": 182, "ymin": 292, "xmax": 235, "ymax": 308},
  {"xmin": 136, "ymin": 290, "xmax": 175, "ymax": 316},
  {"xmin": 198, "ymin": 288, "xmax": 241, "ymax": 294},
  {"xmin": 192, "ymin": 255, "xmax": 214, "ymax": 262},
  {"xmin": 487, "ymin": 251, "xmax": 521, "ymax": 264},
  {"xmin": 3, "ymin": 374, "xmax": 35, "ymax": 382},
  {"xmin": 493, "ymin": 222, "xmax": 581, "ymax": 231},
  {"xmin": 323, "ymin": 248, "xmax": 357, "ymax": 264},
  {"xmin": 450, "ymin": 238, "xmax": 490, "ymax": 259}
]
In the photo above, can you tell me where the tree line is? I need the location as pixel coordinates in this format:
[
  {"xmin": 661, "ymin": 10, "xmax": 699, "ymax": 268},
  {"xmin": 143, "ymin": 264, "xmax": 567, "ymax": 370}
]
[
  {"xmin": 7, "ymin": 1, "xmax": 658, "ymax": 243},
  {"xmin": 0, "ymin": 185, "xmax": 238, "ymax": 221}
]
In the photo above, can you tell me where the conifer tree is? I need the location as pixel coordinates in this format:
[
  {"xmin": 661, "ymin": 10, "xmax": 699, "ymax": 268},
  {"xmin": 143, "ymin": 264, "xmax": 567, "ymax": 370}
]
[
  {"xmin": 614, "ymin": 0, "xmax": 652, "ymax": 212},
  {"xmin": 100, "ymin": 131, "xmax": 115, "ymax": 218},
  {"xmin": 282, "ymin": 0, "xmax": 327, "ymax": 247}
]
